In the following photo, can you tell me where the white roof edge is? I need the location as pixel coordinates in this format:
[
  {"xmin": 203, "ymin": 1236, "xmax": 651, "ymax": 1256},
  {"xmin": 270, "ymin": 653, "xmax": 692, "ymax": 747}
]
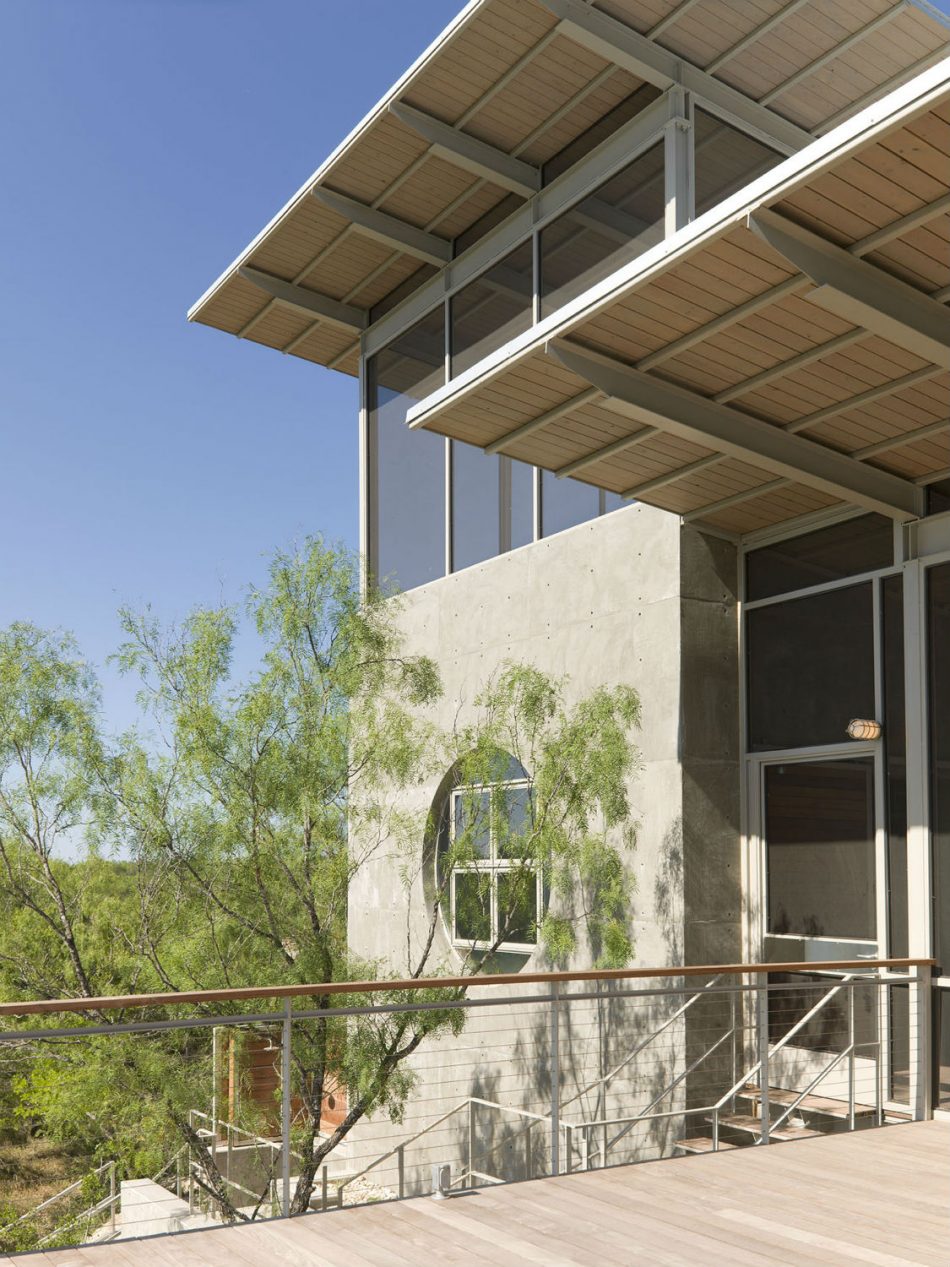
[
  {"xmin": 406, "ymin": 52, "xmax": 950, "ymax": 430},
  {"xmin": 186, "ymin": 0, "xmax": 487, "ymax": 322}
]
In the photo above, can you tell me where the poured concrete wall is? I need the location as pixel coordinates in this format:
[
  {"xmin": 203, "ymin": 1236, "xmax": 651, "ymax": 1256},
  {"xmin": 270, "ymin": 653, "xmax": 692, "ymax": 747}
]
[{"xmin": 344, "ymin": 503, "xmax": 740, "ymax": 1190}]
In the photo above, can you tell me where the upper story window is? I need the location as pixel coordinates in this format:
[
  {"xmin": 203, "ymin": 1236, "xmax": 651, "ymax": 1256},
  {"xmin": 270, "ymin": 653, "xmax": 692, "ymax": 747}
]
[
  {"xmin": 745, "ymin": 514, "xmax": 894, "ymax": 602},
  {"xmin": 693, "ymin": 109, "xmax": 784, "ymax": 217},
  {"xmin": 539, "ymin": 140, "xmax": 666, "ymax": 317}
]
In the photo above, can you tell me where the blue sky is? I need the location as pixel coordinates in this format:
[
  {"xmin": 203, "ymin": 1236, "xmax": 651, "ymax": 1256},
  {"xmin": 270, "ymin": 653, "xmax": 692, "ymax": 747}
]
[
  {"xmin": 1, "ymin": 1, "xmax": 948, "ymax": 730},
  {"xmin": 0, "ymin": 0, "xmax": 458, "ymax": 728}
]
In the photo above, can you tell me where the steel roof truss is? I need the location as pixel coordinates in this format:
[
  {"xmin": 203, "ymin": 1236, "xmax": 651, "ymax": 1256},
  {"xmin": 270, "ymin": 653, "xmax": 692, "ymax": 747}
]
[
  {"xmin": 389, "ymin": 102, "xmax": 540, "ymax": 199},
  {"xmin": 537, "ymin": 0, "xmax": 812, "ymax": 152},
  {"xmin": 311, "ymin": 187, "xmax": 452, "ymax": 266},
  {"xmin": 238, "ymin": 267, "xmax": 368, "ymax": 333},
  {"xmin": 547, "ymin": 341, "xmax": 925, "ymax": 521},
  {"xmin": 750, "ymin": 209, "xmax": 950, "ymax": 370}
]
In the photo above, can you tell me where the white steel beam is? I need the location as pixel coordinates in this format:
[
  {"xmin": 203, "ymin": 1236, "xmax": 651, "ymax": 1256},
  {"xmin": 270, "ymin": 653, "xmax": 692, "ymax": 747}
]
[
  {"xmin": 537, "ymin": 0, "xmax": 812, "ymax": 152},
  {"xmin": 750, "ymin": 209, "xmax": 950, "ymax": 370},
  {"xmin": 237, "ymin": 266, "xmax": 368, "ymax": 332},
  {"xmin": 311, "ymin": 187, "xmax": 452, "ymax": 266},
  {"xmin": 546, "ymin": 341, "xmax": 925, "ymax": 520},
  {"xmin": 389, "ymin": 101, "xmax": 540, "ymax": 198}
]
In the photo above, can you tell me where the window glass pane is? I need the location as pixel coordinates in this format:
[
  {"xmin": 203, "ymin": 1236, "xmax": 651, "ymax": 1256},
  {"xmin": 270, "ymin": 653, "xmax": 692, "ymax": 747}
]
[
  {"xmin": 539, "ymin": 141, "xmax": 665, "ymax": 317},
  {"xmin": 496, "ymin": 871, "xmax": 538, "ymax": 945},
  {"xmin": 453, "ymin": 872, "xmax": 491, "ymax": 943},
  {"xmin": 926, "ymin": 478, "xmax": 950, "ymax": 517},
  {"xmin": 496, "ymin": 785, "xmax": 534, "ymax": 859},
  {"xmin": 541, "ymin": 471, "xmax": 600, "ymax": 538},
  {"xmin": 370, "ymin": 308, "xmax": 446, "ymax": 592},
  {"xmin": 510, "ymin": 459, "xmax": 534, "ymax": 550},
  {"xmin": 928, "ymin": 563, "xmax": 950, "ymax": 965},
  {"xmin": 450, "ymin": 240, "xmax": 533, "ymax": 378},
  {"xmin": 766, "ymin": 758, "xmax": 876, "ymax": 940},
  {"xmin": 603, "ymin": 491, "xmax": 625, "ymax": 515},
  {"xmin": 882, "ymin": 575, "xmax": 907, "ymax": 957},
  {"xmin": 454, "ymin": 789, "xmax": 491, "ymax": 859},
  {"xmin": 746, "ymin": 514, "xmax": 893, "ymax": 602},
  {"xmin": 452, "ymin": 442, "xmax": 500, "ymax": 572},
  {"xmin": 746, "ymin": 583, "xmax": 875, "ymax": 751},
  {"xmin": 694, "ymin": 109, "xmax": 784, "ymax": 217}
]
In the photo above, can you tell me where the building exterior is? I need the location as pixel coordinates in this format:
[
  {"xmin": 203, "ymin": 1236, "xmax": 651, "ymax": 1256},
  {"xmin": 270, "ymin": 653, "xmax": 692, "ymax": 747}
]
[{"xmin": 190, "ymin": 0, "xmax": 950, "ymax": 1168}]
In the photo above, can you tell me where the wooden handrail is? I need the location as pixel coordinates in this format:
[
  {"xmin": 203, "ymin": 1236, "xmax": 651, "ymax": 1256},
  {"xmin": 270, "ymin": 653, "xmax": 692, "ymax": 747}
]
[{"xmin": 0, "ymin": 958, "xmax": 932, "ymax": 1019}]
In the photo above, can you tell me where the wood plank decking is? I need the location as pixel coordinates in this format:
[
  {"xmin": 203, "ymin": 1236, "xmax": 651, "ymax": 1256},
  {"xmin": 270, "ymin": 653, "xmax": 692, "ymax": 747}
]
[{"xmin": 10, "ymin": 1120, "xmax": 948, "ymax": 1266}]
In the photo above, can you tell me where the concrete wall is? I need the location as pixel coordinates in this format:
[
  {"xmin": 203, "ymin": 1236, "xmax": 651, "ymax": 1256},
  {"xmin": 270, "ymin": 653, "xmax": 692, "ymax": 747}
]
[{"xmin": 344, "ymin": 503, "xmax": 741, "ymax": 1190}]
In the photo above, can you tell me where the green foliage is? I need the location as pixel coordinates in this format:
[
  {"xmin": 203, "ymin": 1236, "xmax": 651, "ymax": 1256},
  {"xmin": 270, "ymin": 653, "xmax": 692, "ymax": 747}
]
[{"xmin": 0, "ymin": 537, "xmax": 643, "ymax": 1221}]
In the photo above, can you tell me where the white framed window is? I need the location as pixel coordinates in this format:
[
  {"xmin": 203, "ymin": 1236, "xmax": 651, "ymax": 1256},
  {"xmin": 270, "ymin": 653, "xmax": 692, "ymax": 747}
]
[{"xmin": 448, "ymin": 778, "xmax": 539, "ymax": 952}]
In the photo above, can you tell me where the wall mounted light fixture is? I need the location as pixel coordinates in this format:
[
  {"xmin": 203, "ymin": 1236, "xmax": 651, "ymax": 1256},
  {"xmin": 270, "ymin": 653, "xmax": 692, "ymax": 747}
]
[{"xmin": 847, "ymin": 718, "xmax": 883, "ymax": 741}]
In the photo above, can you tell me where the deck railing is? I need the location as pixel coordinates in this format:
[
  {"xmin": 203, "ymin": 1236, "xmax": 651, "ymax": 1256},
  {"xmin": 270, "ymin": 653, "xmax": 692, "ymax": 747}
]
[{"xmin": 0, "ymin": 958, "xmax": 933, "ymax": 1250}]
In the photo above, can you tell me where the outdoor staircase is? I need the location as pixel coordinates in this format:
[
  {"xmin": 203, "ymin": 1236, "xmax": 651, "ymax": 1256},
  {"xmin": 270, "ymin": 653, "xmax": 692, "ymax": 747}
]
[{"xmin": 675, "ymin": 1082, "xmax": 881, "ymax": 1155}]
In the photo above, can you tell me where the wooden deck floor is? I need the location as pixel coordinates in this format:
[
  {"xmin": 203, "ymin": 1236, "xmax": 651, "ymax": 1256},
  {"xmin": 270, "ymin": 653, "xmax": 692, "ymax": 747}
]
[{"xmin": 11, "ymin": 1121, "xmax": 949, "ymax": 1266}]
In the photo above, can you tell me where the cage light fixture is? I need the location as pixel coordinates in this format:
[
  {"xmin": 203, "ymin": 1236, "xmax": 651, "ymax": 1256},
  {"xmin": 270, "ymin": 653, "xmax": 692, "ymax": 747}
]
[{"xmin": 847, "ymin": 718, "xmax": 883, "ymax": 741}]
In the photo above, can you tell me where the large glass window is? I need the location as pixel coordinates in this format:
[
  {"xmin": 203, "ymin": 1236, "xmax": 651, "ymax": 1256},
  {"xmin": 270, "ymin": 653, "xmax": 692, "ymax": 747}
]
[
  {"xmin": 539, "ymin": 141, "xmax": 665, "ymax": 317},
  {"xmin": 510, "ymin": 459, "xmax": 535, "ymax": 551},
  {"xmin": 694, "ymin": 109, "xmax": 784, "ymax": 217},
  {"xmin": 746, "ymin": 514, "xmax": 893, "ymax": 602},
  {"xmin": 450, "ymin": 240, "xmax": 533, "ymax": 378},
  {"xmin": 766, "ymin": 758, "xmax": 876, "ymax": 940},
  {"xmin": 928, "ymin": 563, "xmax": 950, "ymax": 966},
  {"xmin": 541, "ymin": 471, "xmax": 600, "ymax": 537},
  {"xmin": 369, "ymin": 308, "xmax": 446, "ymax": 592},
  {"xmin": 451, "ymin": 441, "xmax": 501, "ymax": 572},
  {"xmin": 747, "ymin": 584, "xmax": 876, "ymax": 752}
]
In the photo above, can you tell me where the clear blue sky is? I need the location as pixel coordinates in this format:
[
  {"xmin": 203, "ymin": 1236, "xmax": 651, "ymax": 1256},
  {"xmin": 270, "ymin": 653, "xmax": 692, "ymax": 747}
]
[
  {"xmin": 1, "ymin": 1, "xmax": 948, "ymax": 731},
  {"xmin": 0, "ymin": 0, "xmax": 457, "ymax": 728}
]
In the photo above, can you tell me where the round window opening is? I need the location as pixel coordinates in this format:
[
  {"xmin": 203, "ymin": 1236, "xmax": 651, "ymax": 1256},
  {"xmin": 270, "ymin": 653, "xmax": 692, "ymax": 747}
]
[{"xmin": 428, "ymin": 752, "xmax": 543, "ymax": 965}]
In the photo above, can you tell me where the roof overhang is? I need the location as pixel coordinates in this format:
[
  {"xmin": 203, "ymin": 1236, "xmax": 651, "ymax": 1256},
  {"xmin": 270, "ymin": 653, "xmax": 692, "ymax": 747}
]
[
  {"xmin": 403, "ymin": 55, "xmax": 950, "ymax": 536},
  {"xmin": 188, "ymin": 0, "xmax": 950, "ymax": 394}
]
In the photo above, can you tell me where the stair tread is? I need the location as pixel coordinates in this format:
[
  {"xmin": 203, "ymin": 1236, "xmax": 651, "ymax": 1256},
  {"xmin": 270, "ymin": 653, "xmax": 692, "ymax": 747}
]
[
  {"xmin": 716, "ymin": 1113, "xmax": 822, "ymax": 1142},
  {"xmin": 743, "ymin": 1084, "xmax": 876, "ymax": 1118},
  {"xmin": 675, "ymin": 1136, "xmax": 740, "ymax": 1154}
]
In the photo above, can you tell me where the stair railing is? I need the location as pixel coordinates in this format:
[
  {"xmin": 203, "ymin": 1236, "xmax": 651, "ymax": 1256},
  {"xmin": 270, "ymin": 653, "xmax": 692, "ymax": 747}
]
[{"xmin": 709, "ymin": 972, "xmax": 857, "ymax": 1148}]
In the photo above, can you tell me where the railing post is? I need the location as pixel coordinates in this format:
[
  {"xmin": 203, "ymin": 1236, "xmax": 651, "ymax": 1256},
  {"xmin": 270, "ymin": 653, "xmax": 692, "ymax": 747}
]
[
  {"xmin": 109, "ymin": 1161, "xmax": 116, "ymax": 1236},
  {"xmin": 848, "ymin": 980, "xmax": 856, "ymax": 1131},
  {"xmin": 582, "ymin": 1125, "xmax": 590, "ymax": 1172},
  {"xmin": 397, "ymin": 1144, "xmax": 405, "ymax": 1199},
  {"xmin": 910, "ymin": 963, "xmax": 933, "ymax": 1121},
  {"xmin": 282, "ymin": 999, "xmax": 292, "ymax": 1216},
  {"xmin": 564, "ymin": 1124, "xmax": 573, "ymax": 1175},
  {"xmin": 321, "ymin": 1165, "xmax": 328, "ymax": 1212},
  {"xmin": 468, "ymin": 1098, "xmax": 476, "ymax": 1184},
  {"xmin": 757, "ymin": 976, "xmax": 770, "ymax": 1145},
  {"xmin": 550, "ymin": 981, "xmax": 560, "ymax": 1176}
]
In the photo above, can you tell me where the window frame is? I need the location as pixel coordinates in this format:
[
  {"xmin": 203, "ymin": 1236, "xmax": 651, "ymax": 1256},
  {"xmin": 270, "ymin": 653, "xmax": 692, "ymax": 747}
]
[{"xmin": 448, "ymin": 777, "xmax": 540, "ymax": 953}]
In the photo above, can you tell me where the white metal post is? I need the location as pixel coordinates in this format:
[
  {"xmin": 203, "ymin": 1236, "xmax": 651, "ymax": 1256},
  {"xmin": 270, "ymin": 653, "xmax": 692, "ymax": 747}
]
[
  {"xmin": 848, "ymin": 980, "xmax": 856, "ymax": 1131},
  {"xmin": 664, "ymin": 87, "xmax": 692, "ymax": 237},
  {"xmin": 550, "ymin": 982, "xmax": 560, "ymax": 1175},
  {"xmin": 911, "ymin": 963, "xmax": 934, "ymax": 1121},
  {"xmin": 282, "ymin": 999, "xmax": 292, "ymax": 1216},
  {"xmin": 757, "ymin": 981, "xmax": 770, "ymax": 1144}
]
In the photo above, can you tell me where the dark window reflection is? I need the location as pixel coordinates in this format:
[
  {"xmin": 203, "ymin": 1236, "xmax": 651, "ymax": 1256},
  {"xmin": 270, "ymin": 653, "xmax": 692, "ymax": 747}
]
[
  {"xmin": 766, "ymin": 758, "xmax": 876, "ymax": 940},
  {"xmin": 883, "ymin": 575, "xmax": 908, "ymax": 957},
  {"xmin": 694, "ymin": 108, "xmax": 784, "ymax": 217},
  {"xmin": 540, "ymin": 141, "xmax": 665, "ymax": 316},
  {"xmin": 369, "ymin": 308, "xmax": 446, "ymax": 592},
  {"xmin": 450, "ymin": 240, "xmax": 533, "ymax": 378},
  {"xmin": 747, "ymin": 584, "xmax": 875, "ymax": 751},
  {"xmin": 746, "ymin": 514, "xmax": 893, "ymax": 601}
]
